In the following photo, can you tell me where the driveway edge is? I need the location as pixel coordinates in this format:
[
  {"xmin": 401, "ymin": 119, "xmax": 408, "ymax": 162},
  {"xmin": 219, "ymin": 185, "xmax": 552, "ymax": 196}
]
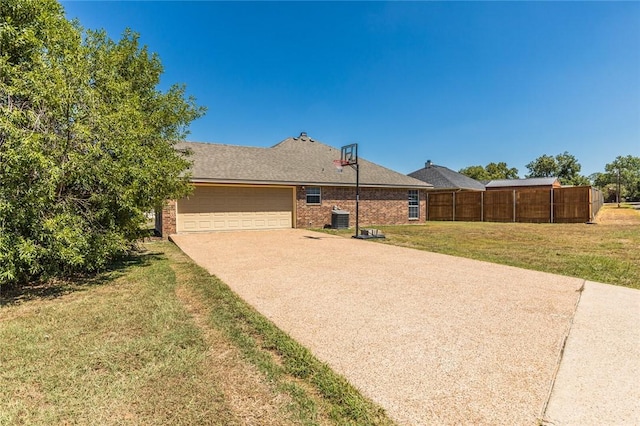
[
  {"xmin": 543, "ymin": 281, "xmax": 640, "ymax": 425},
  {"xmin": 539, "ymin": 280, "xmax": 585, "ymax": 424}
]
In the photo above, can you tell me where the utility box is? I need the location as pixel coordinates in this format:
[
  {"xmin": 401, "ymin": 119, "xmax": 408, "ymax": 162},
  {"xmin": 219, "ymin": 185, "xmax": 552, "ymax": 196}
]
[{"xmin": 331, "ymin": 209, "xmax": 350, "ymax": 229}]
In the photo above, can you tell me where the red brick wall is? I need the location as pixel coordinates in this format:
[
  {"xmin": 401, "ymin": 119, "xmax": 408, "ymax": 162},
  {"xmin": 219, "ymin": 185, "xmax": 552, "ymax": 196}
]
[
  {"xmin": 296, "ymin": 186, "xmax": 426, "ymax": 228},
  {"xmin": 158, "ymin": 199, "xmax": 177, "ymax": 238}
]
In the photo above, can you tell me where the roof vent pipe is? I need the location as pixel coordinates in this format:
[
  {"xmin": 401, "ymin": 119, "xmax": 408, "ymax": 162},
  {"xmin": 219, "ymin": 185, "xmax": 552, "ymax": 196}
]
[
  {"xmin": 299, "ymin": 131, "xmax": 308, "ymax": 140},
  {"xmin": 426, "ymin": 160, "xmax": 432, "ymax": 168}
]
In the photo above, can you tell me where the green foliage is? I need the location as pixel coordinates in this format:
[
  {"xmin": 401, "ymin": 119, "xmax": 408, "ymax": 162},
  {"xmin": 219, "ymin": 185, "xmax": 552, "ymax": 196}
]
[
  {"xmin": 459, "ymin": 162, "xmax": 519, "ymax": 180},
  {"xmin": 526, "ymin": 152, "xmax": 589, "ymax": 185},
  {"xmin": 594, "ymin": 155, "xmax": 640, "ymax": 201},
  {"xmin": 526, "ymin": 154, "xmax": 557, "ymax": 177},
  {"xmin": 0, "ymin": 0, "xmax": 204, "ymax": 286},
  {"xmin": 485, "ymin": 162, "xmax": 519, "ymax": 180},
  {"xmin": 458, "ymin": 165, "xmax": 489, "ymax": 180}
]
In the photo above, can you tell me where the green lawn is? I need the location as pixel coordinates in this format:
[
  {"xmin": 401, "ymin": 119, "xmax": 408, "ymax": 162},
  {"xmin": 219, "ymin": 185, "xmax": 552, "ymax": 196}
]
[
  {"xmin": 0, "ymin": 243, "xmax": 393, "ymax": 426},
  {"xmin": 323, "ymin": 205, "xmax": 640, "ymax": 289}
]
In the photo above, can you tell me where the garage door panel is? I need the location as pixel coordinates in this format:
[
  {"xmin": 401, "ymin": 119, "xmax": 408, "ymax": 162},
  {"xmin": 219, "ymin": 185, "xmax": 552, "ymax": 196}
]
[
  {"xmin": 182, "ymin": 220, "xmax": 197, "ymax": 231},
  {"xmin": 177, "ymin": 186, "xmax": 293, "ymax": 232}
]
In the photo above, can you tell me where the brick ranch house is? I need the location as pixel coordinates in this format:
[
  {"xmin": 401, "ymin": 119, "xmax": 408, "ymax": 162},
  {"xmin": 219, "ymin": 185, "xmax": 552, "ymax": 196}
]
[{"xmin": 156, "ymin": 133, "xmax": 433, "ymax": 237}]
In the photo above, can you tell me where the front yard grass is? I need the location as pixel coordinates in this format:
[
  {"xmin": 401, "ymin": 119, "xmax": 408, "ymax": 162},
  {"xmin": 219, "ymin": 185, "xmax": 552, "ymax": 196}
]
[
  {"xmin": 0, "ymin": 243, "xmax": 392, "ymax": 425},
  {"xmin": 324, "ymin": 205, "xmax": 640, "ymax": 289}
]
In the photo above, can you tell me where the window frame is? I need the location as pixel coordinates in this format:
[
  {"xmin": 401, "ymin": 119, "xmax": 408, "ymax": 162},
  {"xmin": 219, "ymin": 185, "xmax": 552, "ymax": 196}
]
[
  {"xmin": 408, "ymin": 189, "xmax": 419, "ymax": 220},
  {"xmin": 306, "ymin": 186, "xmax": 321, "ymax": 205}
]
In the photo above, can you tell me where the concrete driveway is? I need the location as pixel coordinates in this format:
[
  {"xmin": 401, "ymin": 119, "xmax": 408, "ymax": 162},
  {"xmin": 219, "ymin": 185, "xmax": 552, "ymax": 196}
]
[{"xmin": 171, "ymin": 229, "xmax": 639, "ymax": 425}]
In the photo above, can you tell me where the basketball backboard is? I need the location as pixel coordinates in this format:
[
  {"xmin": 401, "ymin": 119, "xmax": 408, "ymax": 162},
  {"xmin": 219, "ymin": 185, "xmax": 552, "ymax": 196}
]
[{"xmin": 341, "ymin": 143, "xmax": 358, "ymax": 165}]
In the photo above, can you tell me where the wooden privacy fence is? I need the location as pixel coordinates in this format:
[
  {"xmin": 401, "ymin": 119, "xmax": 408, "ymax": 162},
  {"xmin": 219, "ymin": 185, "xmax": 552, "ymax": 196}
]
[{"xmin": 426, "ymin": 186, "xmax": 604, "ymax": 223}]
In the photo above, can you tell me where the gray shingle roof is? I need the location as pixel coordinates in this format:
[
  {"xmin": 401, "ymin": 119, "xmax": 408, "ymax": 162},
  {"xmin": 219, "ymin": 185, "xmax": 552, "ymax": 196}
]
[
  {"xmin": 177, "ymin": 135, "xmax": 432, "ymax": 189},
  {"xmin": 485, "ymin": 177, "xmax": 559, "ymax": 188},
  {"xmin": 408, "ymin": 163, "xmax": 485, "ymax": 191}
]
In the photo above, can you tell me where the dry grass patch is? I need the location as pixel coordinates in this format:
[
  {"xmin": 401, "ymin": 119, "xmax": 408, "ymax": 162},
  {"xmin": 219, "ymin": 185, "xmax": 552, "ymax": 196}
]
[
  {"xmin": 171, "ymin": 266, "xmax": 300, "ymax": 426},
  {"xmin": 0, "ymin": 253, "xmax": 233, "ymax": 425},
  {"xmin": 596, "ymin": 203, "xmax": 640, "ymax": 225}
]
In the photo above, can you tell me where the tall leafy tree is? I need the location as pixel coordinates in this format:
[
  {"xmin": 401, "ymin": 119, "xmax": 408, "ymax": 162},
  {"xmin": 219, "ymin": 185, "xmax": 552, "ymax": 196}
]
[
  {"xmin": 594, "ymin": 156, "xmax": 640, "ymax": 201},
  {"xmin": 0, "ymin": 0, "xmax": 204, "ymax": 286},
  {"xmin": 459, "ymin": 162, "xmax": 519, "ymax": 180},
  {"xmin": 526, "ymin": 152, "xmax": 589, "ymax": 185},
  {"xmin": 525, "ymin": 154, "xmax": 557, "ymax": 177},
  {"xmin": 485, "ymin": 162, "xmax": 519, "ymax": 180},
  {"xmin": 458, "ymin": 165, "xmax": 489, "ymax": 181},
  {"xmin": 555, "ymin": 152, "xmax": 589, "ymax": 185}
]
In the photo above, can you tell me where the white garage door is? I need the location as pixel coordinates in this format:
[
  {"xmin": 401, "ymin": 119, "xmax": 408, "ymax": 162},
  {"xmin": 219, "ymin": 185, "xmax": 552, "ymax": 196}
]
[{"xmin": 177, "ymin": 186, "xmax": 293, "ymax": 232}]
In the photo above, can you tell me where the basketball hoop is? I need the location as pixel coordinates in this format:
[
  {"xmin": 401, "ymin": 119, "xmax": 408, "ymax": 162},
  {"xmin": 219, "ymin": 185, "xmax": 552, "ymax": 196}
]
[
  {"xmin": 335, "ymin": 143, "xmax": 360, "ymax": 238},
  {"xmin": 333, "ymin": 159, "xmax": 348, "ymax": 172}
]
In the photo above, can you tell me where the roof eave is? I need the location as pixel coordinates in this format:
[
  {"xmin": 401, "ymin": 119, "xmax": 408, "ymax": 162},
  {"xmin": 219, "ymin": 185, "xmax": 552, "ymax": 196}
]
[{"xmin": 427, "ymin": 187, "xmax": 485, "ymax": 191}]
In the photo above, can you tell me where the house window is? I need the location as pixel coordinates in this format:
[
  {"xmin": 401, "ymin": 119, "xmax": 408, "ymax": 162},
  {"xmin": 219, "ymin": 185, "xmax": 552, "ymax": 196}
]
[
  {"xmin": 408, "ymin": 190, "xmax": 419, "ymax": 219},
  {"xmin": 306, "ymin": 187, "xmax": 321, "ymax": 204}
]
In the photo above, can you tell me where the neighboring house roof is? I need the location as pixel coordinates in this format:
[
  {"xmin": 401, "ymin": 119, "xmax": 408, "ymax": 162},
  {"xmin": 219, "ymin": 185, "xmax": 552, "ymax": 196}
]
[
  {"xmin": 177, "ymin": 134, "xmax": 432, "ymax": 189},
  {"xmin": 485, "ymin": 177, "xmax": 560, "ymax": 188},
  {"xmin": 408, "ymin": 162, "xmax": 485, "ymax": 191}
]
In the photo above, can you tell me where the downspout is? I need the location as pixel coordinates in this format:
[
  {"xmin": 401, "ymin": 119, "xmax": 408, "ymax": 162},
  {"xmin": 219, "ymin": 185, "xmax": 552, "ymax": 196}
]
[{"xmin": 426, "ymin": 192, "xmax": 430, "ymax": 221}]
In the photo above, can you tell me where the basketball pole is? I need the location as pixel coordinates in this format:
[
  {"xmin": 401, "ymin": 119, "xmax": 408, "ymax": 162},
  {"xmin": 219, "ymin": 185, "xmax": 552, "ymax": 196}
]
[
  {"xmin": 354, "ymin": 161, "xmax": 360, "ymax": 239},
  {"xmin": 350, "ymin": 143, "xmax": 359, "ymax": 239}
]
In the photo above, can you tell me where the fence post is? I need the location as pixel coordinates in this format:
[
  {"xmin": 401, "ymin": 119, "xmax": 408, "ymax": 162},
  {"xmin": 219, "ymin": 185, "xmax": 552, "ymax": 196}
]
[
  {"xmin": 481, "ymin": 191, "xmax": 484, "ymax": 222},
  {"xmin": 550, "ymin": 188, "xmax": 554, "ymax": 223},
  {"xmin": 513, "ymin": 190, "xmax": 516, "ymax": 222},
  {"xmin": 452, "ymin": 191, "xmax": 456, "ymax": 221}
]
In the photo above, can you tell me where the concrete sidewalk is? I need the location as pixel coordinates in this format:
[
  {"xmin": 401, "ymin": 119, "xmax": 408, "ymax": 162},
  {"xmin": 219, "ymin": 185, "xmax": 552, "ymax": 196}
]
[{"xmin": 544, "ymin": 281, "xmax": 640, "ymax": 425}]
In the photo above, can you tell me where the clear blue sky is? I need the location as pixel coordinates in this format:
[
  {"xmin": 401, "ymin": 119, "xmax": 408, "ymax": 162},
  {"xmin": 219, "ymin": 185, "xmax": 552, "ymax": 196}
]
[{"xmin": 61, "ymin": 1, "xmax": 639, "ymax": 177}]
